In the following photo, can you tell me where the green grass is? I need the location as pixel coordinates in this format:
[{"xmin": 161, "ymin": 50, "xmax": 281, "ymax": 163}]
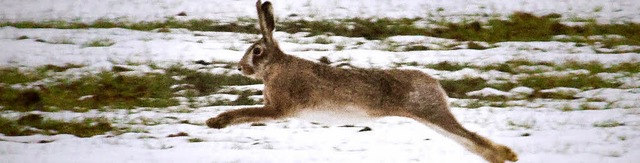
[
  {"xmin": 0, "ymin": 64, "xmax": 82, "ymax": 86},
  {"xmin": 37, "ymin": 71, "xmax": 178, "ymax": 111},
  {"xmin": 529, "ymin": 91, "xmax": 578, "ymax": 100},
  {"xmin": 48, "ymin": 37, "xmax": 75, "ymax": 45},
  {"xmin": 563, "ymin": 60, "xmax": 640, "ymax": 74},
  {"xmin": 1, "ymin": 18, "xmax": 257, "ymax": 34},
  {"xmin": 439, "ymin": 78, "xmax": 485, "ymax": 98},
  {"xmin": 280, "ymin": 18, "xmax": 423, "ymax": 40},
  {"xmin": 0, "ymin": 64, "xmax": 267, "ymax": 112},
  {"xmin": 466, "ymin": 41, "xmax": 489, "ymax": 50},
  {"xmin": 0, "ymin": 114, "xmax": 115, "ymax": 137},
  {"xmin": 404, "ymin": 45, "xmax": 431, "ymax": 51},
  {"xmin": 518, "ymin": 74, "xmax": 621, "ymax": 90},
  {"xmin": 314, "ymin": 37, "xmax": 333, "ymax": 44},
  {"xmin": 439, "ymin": 77, "xmax": 514, "ymax": 99},
  {"xmin": 439, "ymin": 12, "xmax": 564, "ymax": 42},
  {"xmin": 0, "ymin": 68, "xmax": 46, "ymax": 84},
  {"xmin": 439, "ymin": 71, "xmax": 620, "ymax": 100},
  {"xmin": 43, "ymin": 64, "xmax": 84, "ymax": 72},
  {"xmin": 424, "ymin": 61, "xmax": 470, "ymax": 71},
  {"xmin": 422, "ymin": 60, "xmax": 545, "ymax": 73},
  {"xmin": 3, "ymin": 13, "xmax": 638, "ymax": 44},
  {"xmin": 228, "ymin": 90, "xmax": 258, "ymax": 105},
  {"xmin": 167, "ymin": 66, "xmax": 262, "ymax": 96},
  {"xmin": 17, "ymin": 35, "xmax": 30, "ymax": 40},
  {"xmin": 421, "ymin": 60, "xmax": 640, "ymax": 74},
  {"xmin": 391, "ymin": 59, "xmax": 631, "ymax": 101}
]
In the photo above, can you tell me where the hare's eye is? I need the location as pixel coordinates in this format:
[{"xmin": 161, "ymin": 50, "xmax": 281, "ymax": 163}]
[{"xmin": 252, "ymin": 47, "xmax": 262, "ymax": 55}]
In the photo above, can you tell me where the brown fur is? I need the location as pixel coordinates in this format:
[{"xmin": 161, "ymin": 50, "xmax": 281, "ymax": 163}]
[{"xmin": 206, "ymin": 1, "xmax": 518, "ymax": 162}]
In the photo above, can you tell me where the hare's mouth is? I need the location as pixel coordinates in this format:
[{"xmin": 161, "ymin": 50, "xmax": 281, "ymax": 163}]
[
  {"xmin": 240, "ymin": 69, "xmax": 254, "ymax": 75},
  {"xmin": 241, "ymin": 72, "xmax": 260, "ymax": 79},
  {"xmin": 239, "ymin": 66, "xmax": 259, "ymax": 79}
]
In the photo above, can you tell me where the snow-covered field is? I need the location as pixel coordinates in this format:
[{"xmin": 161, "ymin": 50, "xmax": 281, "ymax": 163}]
[
  {"xmin": 2, "ymin": 0, "xmax": 640, "ymax": 24},
  {"xmin": 1, "ymin": 0, "xmax": 639, "ymax": 163}
]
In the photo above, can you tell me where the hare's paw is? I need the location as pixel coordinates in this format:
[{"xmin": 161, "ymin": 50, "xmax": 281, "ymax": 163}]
[
  {"xmin": 495, "ymin": 145, "xmax": 519, "ymax": 162},
  {"xmin": 206, "ymin": 115, "xmax": 232, "ymax": 129},
  {"xmin": 501, "ymin": 146, "xmax": 519, "ymax": 162}
]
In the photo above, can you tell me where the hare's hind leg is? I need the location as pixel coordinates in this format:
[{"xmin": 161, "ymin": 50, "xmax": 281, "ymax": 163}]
[
  {"xmin": 408, "ymin": 106, "xmax": 518, "ymax": 163},
  {"xmin": 207, "ymin": 106, "xmax": 286, "ymax": 129}
]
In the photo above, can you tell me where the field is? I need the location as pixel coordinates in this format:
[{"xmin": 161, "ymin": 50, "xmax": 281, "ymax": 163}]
[{"xmin": 0, "ymin": 0, "xmax": 639, "ymax": 162}]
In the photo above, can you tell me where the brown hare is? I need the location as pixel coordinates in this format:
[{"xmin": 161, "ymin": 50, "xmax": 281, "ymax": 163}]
[{"xmin": 206, "ymin": 1, "xmax": 518, "ymax": 162}]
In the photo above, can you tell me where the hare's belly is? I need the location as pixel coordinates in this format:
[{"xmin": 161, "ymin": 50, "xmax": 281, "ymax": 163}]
[{"xmin": 294, "ymin": 105, "xmax": 376, "ymax": 125}]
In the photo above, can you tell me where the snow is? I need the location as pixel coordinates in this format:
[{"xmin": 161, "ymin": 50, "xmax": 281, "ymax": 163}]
[
  {"xmin": 2, "ymin": 27, "xmax": 640, "ymax": 69},
  {"xmin": 540, "ymin": 87, "xmax": 582, "ymax": 95},
  {"xmin": 576, "ymin": 88, "xmax": 640, "ymax": 108},
  {"xmin": 1, "ymin": 107, "xmax": 639, "ymax": 163},
  {"xmin": 1, "ymin": 0, "xmax": 639, "ymax": 24},
  {"xmin": 465, "ymin": 87, "xmax": 535, "ymax": 99},
  {"xmin": 466, "ymin": 88, "xmax": 512, "ymax": 97},
  {"xmin": 509, "ymin": 87, "xmax": 534, "ymax": 95},
  {"xmin": 219, "ymin": 84, "xmax": 265, "ymax": 93},
  {"xmin": 1, "ymin": 0, "xmax": 640, "ymax": 163}
]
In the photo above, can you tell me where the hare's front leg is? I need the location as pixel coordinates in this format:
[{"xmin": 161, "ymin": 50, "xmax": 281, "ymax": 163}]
[{"xmin": 206, "ymin": 106, "xmax": 285, "ymax": 129}]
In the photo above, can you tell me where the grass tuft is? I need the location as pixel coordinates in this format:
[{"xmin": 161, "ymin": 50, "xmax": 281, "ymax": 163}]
[
  {"xmin": 314, "ymin": 37, "xmax": 333, "ymax": 44},
  {"xmin": 466, "ymin": 41, "xmax": 488, "ymax": 50},
  {"xmin": 42, "ymin": 64, "xmax": 84, "ymax": 72},
  {"xmin": 187, "ymin": 137, "xmax": 205, "ymax": 143},
  {"xmin": 83, "ymin": 38, "xmax": 115, "ymax": 47},
  {"xmin": 17, "ymin": 35, "xmax": 30, "ymax": 40},
  {"xmin": 593, "ymin": 120, "xmax": 624, "ymax": 128}
]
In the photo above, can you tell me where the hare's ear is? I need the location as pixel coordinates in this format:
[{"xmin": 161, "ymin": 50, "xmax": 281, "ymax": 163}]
[{"xmin": 256, "ymin": 0, "xmax": 276, "ymax": 44}]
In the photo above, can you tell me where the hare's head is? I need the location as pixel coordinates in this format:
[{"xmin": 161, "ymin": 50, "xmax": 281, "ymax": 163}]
[{"xmin": 238, "ymin": 0, "xmax": 284, "ymax": 79}]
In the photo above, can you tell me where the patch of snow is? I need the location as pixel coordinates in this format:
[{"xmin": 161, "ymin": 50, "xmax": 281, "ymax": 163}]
[
  {"xmin": 540, "ymin": 87, "xmax": 582, "ymax": 95},
  {"xmin": 385, "ymin": 36, "xmax": 459, "ymax": 50},
  {"xmin": 619, "ymin": 74, "xmax": 640, "ymax": 89},
  {"xmin": 576, "ymin": 88, "xmax": 640, "ymax": 108},
  {"xmin": 77, "ymin": 95, "xmax": 95, "ymax": 101},
  {"xmin": 514, "ymin": 65, "xmax": 554, "ymax": 73},
  {"xmin": 219, "ymin": 84, "xmax": 265, "ymax": 93},
  {"xmin": 540, "ymin": 69, "xmax": 591, "ymax": 77},
  {"xmin": 466, "ymin": 88, "xmax": 512, "ymax": 97},
  {"xmin": 509, "ymin": 87, "xmax": 535, "ymax": 98},
  {"xmin": 594, "ymin": 72, "xmax": 624, "ymax": 81},
  {"xmin": 613, "ymin": 45, "xmax": 640, "ymax": 52},
  {"xmin": 440, "ymin": 68, "xmax": 481, "ymax": 80},
  {"xmin": 587, "ymin": 35, "xmax": 626, "ymax": 40},
  {"xmin": 482, "ymin": 70, "xmax": 512, "ymax": 81}
]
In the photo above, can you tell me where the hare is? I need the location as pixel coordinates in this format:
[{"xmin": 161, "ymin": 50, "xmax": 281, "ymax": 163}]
[{"xmin": 206, "ymin": 1, "xmax": 518, "ymax": 162}]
